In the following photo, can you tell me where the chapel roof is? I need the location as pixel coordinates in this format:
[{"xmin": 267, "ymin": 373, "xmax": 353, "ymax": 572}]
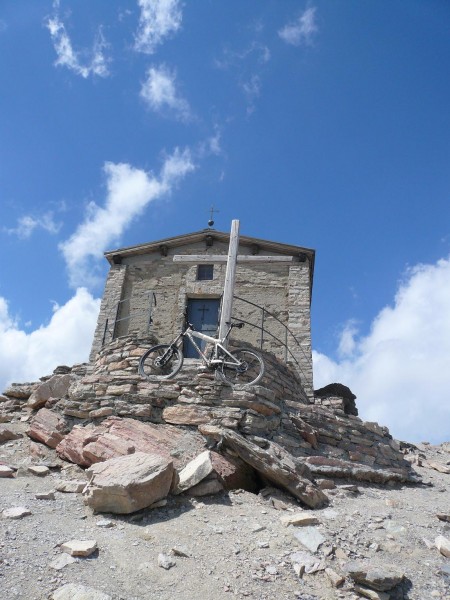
[{"xmin": 104, "ymin": 229, "xmax": 315, "ymax": 292}]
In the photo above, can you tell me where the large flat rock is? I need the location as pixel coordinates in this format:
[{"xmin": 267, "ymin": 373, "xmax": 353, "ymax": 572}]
[
  {"xmin": 84, "ymin": 451, "xmax": 174, "ymax": 514},
  {"xmin": 199, "ymin": 425, "xmax": 328, "ymax": 509}
]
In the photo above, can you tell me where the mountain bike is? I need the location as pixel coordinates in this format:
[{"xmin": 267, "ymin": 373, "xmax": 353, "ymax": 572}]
[{"xmin": 138, "ymin": 321, "xmax": 264, "ymax": 387}]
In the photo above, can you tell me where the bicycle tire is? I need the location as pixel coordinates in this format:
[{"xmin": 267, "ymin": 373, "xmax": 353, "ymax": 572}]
[
  {"xmin": 138, "ymin": 344, "xmax": 184, "ymax": 380},
  {"xmin": 218, "ymin": 348, "xmax": 264, "ymax": 387}
]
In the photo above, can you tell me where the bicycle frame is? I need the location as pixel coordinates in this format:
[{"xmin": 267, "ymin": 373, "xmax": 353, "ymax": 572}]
[{"xmin": 170, "ymin": 325, "xmax": 242, "ymax": 370}]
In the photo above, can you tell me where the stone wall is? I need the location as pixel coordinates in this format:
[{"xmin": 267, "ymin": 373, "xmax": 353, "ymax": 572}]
[
  {"xmin": 60, "ymin": 337, "xmax": 308, "ymax": 427},
  {"xmin": 90, "ymin": 264, "xmax": 127, "ymax": 360}
]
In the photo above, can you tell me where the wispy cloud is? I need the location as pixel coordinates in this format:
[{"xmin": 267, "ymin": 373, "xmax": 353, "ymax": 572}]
[
  {"xmin": 59, "ymin": 148, "xmax": 195, "ymax": 288},
  {"xmin": 313, "ymin": 256, "xmax": 450, "ymax": 444},
  {"xmin": 46, "ymin": 11, "xmax": 110, "ymax": 78},
  {"xmin": 241, "ymin": 75, "xmax": 261, "ymax": 116},
  {"xmin": 214, "ymin": 41, "xmax": 270, "ymax": 116},
  {"xmin": 5, "ymin": 212, "xmax": 62, "ymax": 239},
  {"xmin": 134, "ymin": 0, "xmax": 182, "ymax": 54},
  {"xmin": 214, "ymin": 41, "xmax": 271, "ymax": 70},
  {"xmin": 279, "ymin": 7, "xmax": 318, "ymax": 47},
  {"xmin": 140, "ymin": 64, "xmax": 191, "ymax": 121}
]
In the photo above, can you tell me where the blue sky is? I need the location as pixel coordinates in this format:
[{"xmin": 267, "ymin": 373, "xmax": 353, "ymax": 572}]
[{"xmin": 1, "ymin": 1, "xmax": 449, "ymax": 443}]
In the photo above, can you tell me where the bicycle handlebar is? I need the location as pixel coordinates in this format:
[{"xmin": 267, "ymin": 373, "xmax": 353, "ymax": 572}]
[
  {"xmin": 225, "ymin": 321, "xmax": 245, "ymax": 329},
  {"xmin": 186, "ymin": 321, "xmax": 244, "ymax": 334}
]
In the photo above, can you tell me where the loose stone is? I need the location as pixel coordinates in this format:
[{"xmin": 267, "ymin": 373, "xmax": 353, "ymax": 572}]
[
  {"xmin": 28, "ymin": 465, "xmax": 50, "ymax": 476},
  {"xmin": 3, "ymin": 506, "xmax": 32, "ymax": 519},
  {"xmin": 280, "ymin": 512, "xmax": 320, "ymax": 527},
  {"xmin": 60, "ymin": 539, "xmax": 98, "ymax": 557},
  {"xmin": 51, "ymin": 583, "xmax": 112, "ymax": 600},
  {"xmin": 35, "ymin": 491, "xmax": 55, "ymax": 500},
  {"xmin": 158, "ymin": 553, "xmax": 176, "ymax": 569},
  {"xmin": 435, "ymin": 535, "xmax": 450, "ymax": 558},
  {"xmin": 0, "ymin": 465, "xmax": 14, "ymax": 478}
]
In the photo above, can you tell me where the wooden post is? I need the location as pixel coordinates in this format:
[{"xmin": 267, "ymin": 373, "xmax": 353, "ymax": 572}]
[{"xmin": 218, "ymin": 219, "xmax": 240, "ymax": 345}]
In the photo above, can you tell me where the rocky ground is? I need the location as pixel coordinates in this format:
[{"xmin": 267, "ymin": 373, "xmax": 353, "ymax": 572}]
[{"xmin": 1, "ymin": 420, "xmax": 450, "ymax": 600}]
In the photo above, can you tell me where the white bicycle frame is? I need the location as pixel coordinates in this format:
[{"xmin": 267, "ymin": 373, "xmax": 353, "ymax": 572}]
[{"xmin": 181, "ymin": 326, "xmax": 241, "ymax": 369}]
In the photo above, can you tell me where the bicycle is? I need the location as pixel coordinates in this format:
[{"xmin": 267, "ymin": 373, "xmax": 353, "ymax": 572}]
[{"xmin": 138, "ymin": 321, "xmax": 264, "ymax": 387}]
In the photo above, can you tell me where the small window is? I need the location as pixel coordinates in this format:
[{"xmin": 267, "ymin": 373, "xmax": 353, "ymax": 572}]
[{"xmin": 197, "ymin": 264, "xmax": 214, "ymax": 281}]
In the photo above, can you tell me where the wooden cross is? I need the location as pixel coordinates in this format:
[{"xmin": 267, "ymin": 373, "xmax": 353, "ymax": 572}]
[{"xmin": 173, "ymin": 220, "xmax": 293, "ymax": 346}]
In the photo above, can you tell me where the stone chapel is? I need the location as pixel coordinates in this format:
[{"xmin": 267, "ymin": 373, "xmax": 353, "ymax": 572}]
[{"xmin": 90, "ymin": 228, "xmax": 315, "ymax": 397}]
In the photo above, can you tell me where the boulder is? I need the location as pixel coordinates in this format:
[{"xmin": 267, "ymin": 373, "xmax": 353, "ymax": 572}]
[
  {"xmin": 28, "ymin": 408, "xmax": 68, "ymax": 448},
  {"xmin": 27, "ymin": 374, "xmax": 72, "ymax": 410},
  {"xmin": 84, "ymin": 451, "xmax": 174, "ymax": 514}
]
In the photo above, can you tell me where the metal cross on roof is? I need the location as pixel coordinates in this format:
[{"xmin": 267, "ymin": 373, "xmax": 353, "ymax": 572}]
[{"xmin": 208, "ymin": 205, "xmax": 219, "ymax": 228}]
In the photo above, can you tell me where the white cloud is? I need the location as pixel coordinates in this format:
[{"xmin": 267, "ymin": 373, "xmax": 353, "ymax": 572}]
[
  {"xmin": 134, "ymin": 0, "xmax": 182, "ymax": 54},
  {"xmin": 46, "ymin": 13, "xmax": 110, "ymax": 78},
  {"xmin": 0, "ymin": 288, "xmax": 100, "ymax": 391},
  {"xmin": 59, "ymin": 148, "xmax": 195, "ymax": 288},
  {"xmin": 5, "ymin": 212, "xmax": 61, "ymax": 239},
  {"xmin": 313, "ymin": 256, "xmax": 450, "ymax": 444},
  {"xmin": 279, "ymin": 7, "xmax": 318, "ymax": 47},
  {"xmin": 140, "ymin": 64, "xmax": 191, "ymax": 121}
]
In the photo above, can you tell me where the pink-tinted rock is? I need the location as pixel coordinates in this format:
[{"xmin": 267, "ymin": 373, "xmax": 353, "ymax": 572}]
[
  {"xmin": 210, "ymin": 451, "xmax": 259, "ymax": 492},
  {"xmin": 83, "ymin": 433, "xmax": 135, "ymax": 465},
  {"xmin": 28, "ymin": 408, "xmax": 68, "ymax": 449},
  {"xmin": 290, "ymin": 416, "xmax": 319, "ymax": 449},
  {"xmin": 56, "ymin": 417, "xmax": 206, "ymax": 469},
  {"xmin": 56, "ymin": 425, "xmax": 100, "ymax": 467}
]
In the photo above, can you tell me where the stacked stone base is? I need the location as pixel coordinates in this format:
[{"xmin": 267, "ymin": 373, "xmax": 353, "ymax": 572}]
[{"xmin": 2, "ymin": 336, "xmax": 415, "ymax": 483}]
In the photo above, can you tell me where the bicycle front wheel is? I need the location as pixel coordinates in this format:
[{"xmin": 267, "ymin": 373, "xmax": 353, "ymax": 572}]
[
  {"xmin": 219, "ymin": 348, "xmax": 264, "ymax": 387},
  {"xmin": 138, "ymin": 344, "xmax": 183, "ymax": 380}
]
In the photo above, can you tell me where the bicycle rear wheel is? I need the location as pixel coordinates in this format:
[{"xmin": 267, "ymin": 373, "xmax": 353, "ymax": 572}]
[
  {"xmin": 138, "ymin": 344, "xmax": 183, "ymax": 380},
  {"xmin": 219, "ymin": 348, "xmax": 264, "ymax": 387}
]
